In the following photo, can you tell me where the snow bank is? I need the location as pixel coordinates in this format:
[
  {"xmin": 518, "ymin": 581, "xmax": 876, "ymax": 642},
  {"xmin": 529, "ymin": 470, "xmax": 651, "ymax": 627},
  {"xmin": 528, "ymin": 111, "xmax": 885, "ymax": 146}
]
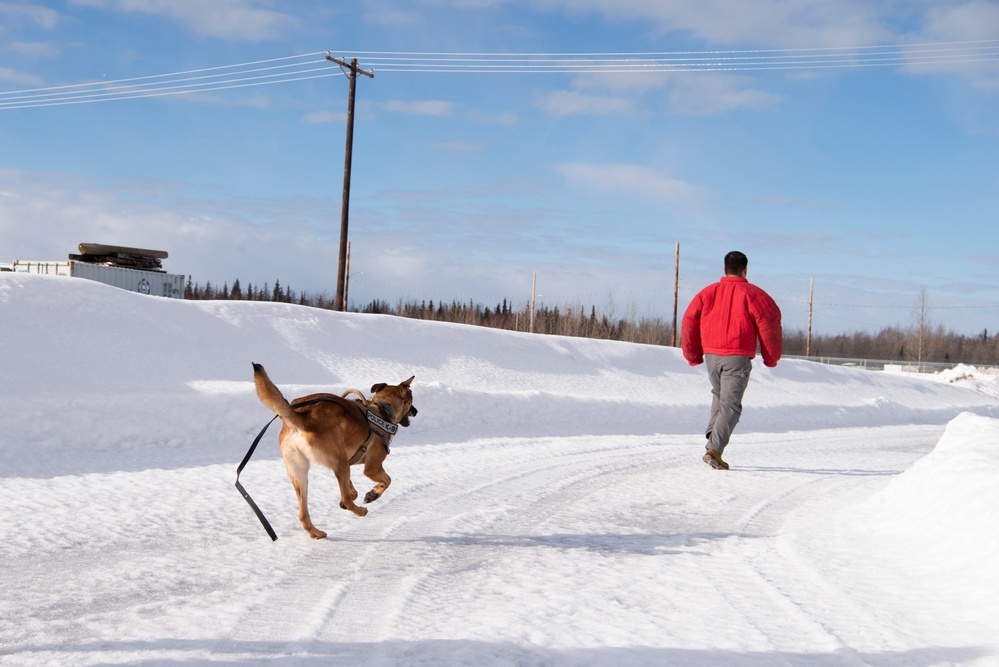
[
  {"xmin": 861, "ymin": 412, "xmax": 999, "ymax": 562},
  {"xmin": 932, "ymin": 364, "xmax": 999, "ymax": 399}
]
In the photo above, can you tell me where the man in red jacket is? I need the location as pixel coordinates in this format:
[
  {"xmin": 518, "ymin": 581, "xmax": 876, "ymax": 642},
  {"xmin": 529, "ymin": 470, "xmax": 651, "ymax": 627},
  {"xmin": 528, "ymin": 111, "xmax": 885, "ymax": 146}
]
[{"xmin": 682, "ymin": 251, "xmax": 782, "ymax": 470}]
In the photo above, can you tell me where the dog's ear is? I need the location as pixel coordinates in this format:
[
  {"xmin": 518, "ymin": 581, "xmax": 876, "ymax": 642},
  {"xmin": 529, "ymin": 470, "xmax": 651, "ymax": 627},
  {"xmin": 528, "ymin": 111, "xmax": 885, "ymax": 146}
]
[
  {"xmin": 401, "ymin": 376, "xmax": 415, "ymax": 387},
  {"xmin": 370, "ymin": 382, "xmax": 387, "ymax": 394}
]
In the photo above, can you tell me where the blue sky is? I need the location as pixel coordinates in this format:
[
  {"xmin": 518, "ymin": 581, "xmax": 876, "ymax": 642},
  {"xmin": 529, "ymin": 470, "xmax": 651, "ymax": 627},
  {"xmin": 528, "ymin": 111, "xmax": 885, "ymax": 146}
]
[{"xmin": 1, "ymin": 1, "xmax": 998, "ymax": 336}]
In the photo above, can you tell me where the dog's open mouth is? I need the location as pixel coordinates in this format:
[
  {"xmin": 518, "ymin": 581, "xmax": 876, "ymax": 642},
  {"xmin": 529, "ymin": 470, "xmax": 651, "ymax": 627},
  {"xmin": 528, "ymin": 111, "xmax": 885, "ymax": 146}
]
[{"xmin": 401, "ymin": 405, "xmax": 418, "ymax": 427}]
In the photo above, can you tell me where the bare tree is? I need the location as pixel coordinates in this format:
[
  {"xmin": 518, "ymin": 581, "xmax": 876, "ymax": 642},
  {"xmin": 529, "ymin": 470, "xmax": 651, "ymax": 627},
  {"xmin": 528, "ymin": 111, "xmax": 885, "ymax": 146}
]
[{"xmin": 910, "ymin": 288, "xmax": 934, "ymax": 369}]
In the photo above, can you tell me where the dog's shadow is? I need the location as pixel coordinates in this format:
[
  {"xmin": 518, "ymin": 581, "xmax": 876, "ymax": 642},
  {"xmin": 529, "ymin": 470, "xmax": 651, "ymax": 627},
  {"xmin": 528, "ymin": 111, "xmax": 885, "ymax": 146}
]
[{"xmin": 355, "ymin": 531, "xmax": 736, "ymax": 556}]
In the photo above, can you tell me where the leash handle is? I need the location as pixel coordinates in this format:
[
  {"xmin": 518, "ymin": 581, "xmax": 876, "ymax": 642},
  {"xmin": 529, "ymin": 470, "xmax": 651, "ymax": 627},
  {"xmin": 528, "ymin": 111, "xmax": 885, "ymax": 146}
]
[
  {"xmin": 235, "ymin": 414, "xmax": 280, "ymax": 541},
  {"xmin": 235, "ymin": 479, "xmax": 278, "ymax": 541}
]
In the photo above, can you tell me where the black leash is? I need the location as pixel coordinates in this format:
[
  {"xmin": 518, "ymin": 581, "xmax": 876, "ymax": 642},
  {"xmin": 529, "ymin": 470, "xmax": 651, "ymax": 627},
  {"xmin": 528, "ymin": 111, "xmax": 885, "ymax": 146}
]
[
  {"xmin": 235, "ymin": 395, "xmax": 377, "ymax": 541},
  {"xmin": 235, "ymin": 413, "xmax": 281, "ymax": 541}
]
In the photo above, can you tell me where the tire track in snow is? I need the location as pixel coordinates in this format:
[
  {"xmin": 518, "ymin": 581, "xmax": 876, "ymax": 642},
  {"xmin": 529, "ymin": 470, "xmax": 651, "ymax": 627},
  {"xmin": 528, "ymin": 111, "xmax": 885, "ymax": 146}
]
[
  {"xmin": 318, "ymin": 436, "xmax": 681, "ymax": 645},
  {"xmin": 225, "ymin": 435, "xmax": 674, "ymax": 651},
  {"xmin": 715, "ymin": 439, "xmax": 931, "ymax": 663},
  {"xmin": 226, "ymin": 427, "xmax": 933, "ymax": 661},
  {"xmin": 344, "ymin": 437, "xmax": 692, "ymax": 646},
  {"xmin": 708, "ymin": 475, "xmax": 878, "ymax": 664}
]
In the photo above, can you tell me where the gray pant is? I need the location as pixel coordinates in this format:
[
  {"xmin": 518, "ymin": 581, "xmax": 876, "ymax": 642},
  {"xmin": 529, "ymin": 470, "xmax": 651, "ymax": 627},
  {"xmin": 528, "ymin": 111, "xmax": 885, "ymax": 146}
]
[{"xmin": 705, "ymin": 354, "xmax": 753, "ymax": 454}]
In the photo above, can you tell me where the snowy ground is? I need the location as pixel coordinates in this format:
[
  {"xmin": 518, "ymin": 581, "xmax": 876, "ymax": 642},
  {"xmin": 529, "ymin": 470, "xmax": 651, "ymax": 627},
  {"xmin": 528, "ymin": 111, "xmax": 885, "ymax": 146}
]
[{"xmin": 2, "ymin": 272, "xmax": 998, "ymax": 666}]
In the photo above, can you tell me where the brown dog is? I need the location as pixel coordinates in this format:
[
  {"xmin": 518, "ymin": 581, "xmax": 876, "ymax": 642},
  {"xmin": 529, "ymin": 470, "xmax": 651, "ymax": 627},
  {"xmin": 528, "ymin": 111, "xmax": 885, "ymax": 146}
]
[{"xmin": 252, "ymin": 363, "xmax": 416, "ymax": 539}]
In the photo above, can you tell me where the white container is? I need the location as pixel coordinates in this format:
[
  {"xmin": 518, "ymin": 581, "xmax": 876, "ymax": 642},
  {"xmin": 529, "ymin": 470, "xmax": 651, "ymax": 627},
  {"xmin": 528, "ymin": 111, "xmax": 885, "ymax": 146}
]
[{"xmin": 11, "ymin": 260, "xmax": 186, "ymax": 299}]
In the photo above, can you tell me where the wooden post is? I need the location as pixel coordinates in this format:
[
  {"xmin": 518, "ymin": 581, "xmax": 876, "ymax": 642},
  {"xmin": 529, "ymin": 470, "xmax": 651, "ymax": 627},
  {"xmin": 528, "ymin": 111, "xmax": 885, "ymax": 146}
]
[
  {"xmin": 806, "ymin": 276, "xmax": 814, "ymax": 358},
  {"xmin": 344, "ymin": 240, "xmax": 351, "ymax": 311},
  {"xmin": 529, "ymin": 271, "xmax": 537, "ymax": 334},
  {"xmin": 671, "ymin": 242, "xmax": 680, "ymax": 347},
  {"xmin": 327, "ymin": 55, "xmax": 373, "ymax": 312}
]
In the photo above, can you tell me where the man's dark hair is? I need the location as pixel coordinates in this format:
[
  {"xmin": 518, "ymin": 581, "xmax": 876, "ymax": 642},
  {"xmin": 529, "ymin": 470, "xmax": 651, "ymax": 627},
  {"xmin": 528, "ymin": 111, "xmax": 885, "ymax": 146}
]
[{"xmin": 724, "ymin": 251, "xmax": 748, "ymax": 276}]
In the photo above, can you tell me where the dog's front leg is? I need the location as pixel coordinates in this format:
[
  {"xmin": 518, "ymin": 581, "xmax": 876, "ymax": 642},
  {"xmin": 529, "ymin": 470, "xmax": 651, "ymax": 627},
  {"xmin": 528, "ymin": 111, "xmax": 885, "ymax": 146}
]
[
  {"xmin": 362, "ymin": 448, "xmax": 391, "ymax": 504},
  {"xmin": 338, "ymin": 479, "xmax": 359, "ymax": 510},
  {"xmin": 333, "ymin": 459, "xmax": 367, "ymax": 517}
]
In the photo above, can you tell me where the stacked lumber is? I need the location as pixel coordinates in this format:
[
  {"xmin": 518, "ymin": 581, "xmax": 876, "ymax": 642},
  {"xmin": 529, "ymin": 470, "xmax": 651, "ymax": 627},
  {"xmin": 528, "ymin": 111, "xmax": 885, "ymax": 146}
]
[{"xmin": 69, "ymin": 243, "xmax": 168, "ymax": 272}]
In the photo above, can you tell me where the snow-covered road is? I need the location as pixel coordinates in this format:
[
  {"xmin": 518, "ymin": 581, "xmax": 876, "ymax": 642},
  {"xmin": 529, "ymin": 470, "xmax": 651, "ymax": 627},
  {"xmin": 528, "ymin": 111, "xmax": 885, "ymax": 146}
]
[{"xmin": 2, "ymin": 273, "xmax": 998, "ymax": 666}]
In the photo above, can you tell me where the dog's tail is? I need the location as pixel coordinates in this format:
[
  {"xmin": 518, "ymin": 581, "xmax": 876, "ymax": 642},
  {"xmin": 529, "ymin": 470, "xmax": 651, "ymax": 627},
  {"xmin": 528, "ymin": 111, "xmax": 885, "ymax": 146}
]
[{"xmin": 252, "ymin": 363, "xmax": 306, "ymax": 431}]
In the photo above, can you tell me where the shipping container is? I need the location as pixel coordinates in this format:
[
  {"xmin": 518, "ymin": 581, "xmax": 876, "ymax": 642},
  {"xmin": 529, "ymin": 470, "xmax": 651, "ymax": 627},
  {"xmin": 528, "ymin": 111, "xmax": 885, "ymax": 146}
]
[{"xmin": 11, "ymin": 260, "xmax": 185, "ymax": 299}]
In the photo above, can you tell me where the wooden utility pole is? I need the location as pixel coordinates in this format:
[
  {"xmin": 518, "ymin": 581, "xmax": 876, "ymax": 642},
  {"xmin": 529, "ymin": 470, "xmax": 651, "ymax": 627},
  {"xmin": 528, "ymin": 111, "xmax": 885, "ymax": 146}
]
[
  {"xmin": 671, "ymin": 242, "xmax": 680, "ymax": 347},
  {"xmin": 529, "ymin": 271, "xmax": 537, "ymax": 334},
  {"xmin": 806, "ymin": 277, "xmax": 814, "ymax": 357},
  {"xmin": 327, "ymin": 54, "xmax": 373, "ymax": 312},
  {"xmin": 344, "ymin": 240, "xmax": 351, "ymax": 310}
]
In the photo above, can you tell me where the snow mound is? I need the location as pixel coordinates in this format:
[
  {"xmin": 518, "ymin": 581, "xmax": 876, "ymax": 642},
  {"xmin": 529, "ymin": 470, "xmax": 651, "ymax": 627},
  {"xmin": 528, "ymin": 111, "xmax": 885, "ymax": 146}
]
[
  {"xmin": 862, "ymin": 412, "xmax": 999, "ymax": 563},
  {"xmin": 932, "ymin": 364, "xmax": 999, "ymax": 399}
]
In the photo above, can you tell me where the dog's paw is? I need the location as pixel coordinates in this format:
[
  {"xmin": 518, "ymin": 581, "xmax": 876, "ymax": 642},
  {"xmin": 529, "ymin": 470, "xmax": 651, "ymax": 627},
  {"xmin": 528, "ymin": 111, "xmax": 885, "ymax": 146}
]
[
  {"xmin": 364, "ymin": 490, "xmax": 381, "ymax": 504},
  {"xmin": 353, "ymin": 506, "xmax": 368, "ymax": 517},
  {"xmin": 308, "ymin": 529, "xmax": 327, "ymax": 539}
]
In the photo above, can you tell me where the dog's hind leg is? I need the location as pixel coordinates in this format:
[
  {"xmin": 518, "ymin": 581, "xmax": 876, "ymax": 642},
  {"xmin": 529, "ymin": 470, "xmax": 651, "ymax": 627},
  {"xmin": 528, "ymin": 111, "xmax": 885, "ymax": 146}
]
[{"xmin": 282, "ymin": 445, "xmax": 327, "ymax": 539}]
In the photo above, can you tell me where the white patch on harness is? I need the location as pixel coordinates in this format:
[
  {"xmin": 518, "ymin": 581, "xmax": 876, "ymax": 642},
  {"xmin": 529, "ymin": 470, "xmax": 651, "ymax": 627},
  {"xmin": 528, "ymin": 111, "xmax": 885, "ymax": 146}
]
[{"xmin": 366, "ymin": 410, "xmax": 398, "ymax": 435}]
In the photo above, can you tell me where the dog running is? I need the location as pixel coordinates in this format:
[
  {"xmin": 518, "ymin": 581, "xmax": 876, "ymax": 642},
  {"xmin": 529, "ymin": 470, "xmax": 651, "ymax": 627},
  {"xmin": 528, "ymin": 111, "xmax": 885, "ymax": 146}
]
[{"xmin": 252, "ymin": 363, "xmax": 416, "ymax": 539}]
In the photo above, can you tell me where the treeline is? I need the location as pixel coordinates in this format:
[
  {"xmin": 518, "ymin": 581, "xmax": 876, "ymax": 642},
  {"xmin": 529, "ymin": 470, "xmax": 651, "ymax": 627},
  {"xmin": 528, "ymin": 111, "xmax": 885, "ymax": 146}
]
[{"xmin": 184, "ymin": 279, "xmax": 999, "ymax": 365}]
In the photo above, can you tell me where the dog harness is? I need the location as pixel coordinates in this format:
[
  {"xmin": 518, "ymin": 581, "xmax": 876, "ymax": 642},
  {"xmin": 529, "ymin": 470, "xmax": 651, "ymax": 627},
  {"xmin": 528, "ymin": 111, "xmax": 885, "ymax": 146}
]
[{"xmin": 286, "ymin": 394, "xmax": 400, "ymax": 464}]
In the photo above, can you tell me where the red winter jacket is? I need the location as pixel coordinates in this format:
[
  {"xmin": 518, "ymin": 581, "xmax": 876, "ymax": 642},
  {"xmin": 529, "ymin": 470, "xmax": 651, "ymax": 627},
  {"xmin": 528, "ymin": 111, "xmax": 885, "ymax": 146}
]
[{"xmin": 682, "ymin": 276, "xmax": 783, "ymax": 367}]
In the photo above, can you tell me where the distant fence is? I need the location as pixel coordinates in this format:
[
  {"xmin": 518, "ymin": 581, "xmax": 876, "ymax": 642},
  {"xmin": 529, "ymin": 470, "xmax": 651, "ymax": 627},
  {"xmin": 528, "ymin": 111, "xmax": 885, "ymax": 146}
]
[{"xmin": 785, "ymin": 355, "xmax": 999, "ymax": 374}]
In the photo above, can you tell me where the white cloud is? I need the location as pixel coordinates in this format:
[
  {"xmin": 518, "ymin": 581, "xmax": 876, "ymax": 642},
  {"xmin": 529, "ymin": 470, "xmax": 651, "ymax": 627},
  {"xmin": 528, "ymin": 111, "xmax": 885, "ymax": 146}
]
[
  {"xmin": 924, "ymin": 1, "xmax": 999, "ymax": 42},
  {"xmin": 468, "ymin": 109, "xmax": 518, "ymax": 125},
  {"xmin": 532, "ymin": 0, "xmax": 892, "ymax": 48},
  {"xmin": 535, "ymin": 89, "xmax": 632, "ymax": 117},
  {"xmin": 3, "ymin": 41, "xmax": 60, "ymax": 58},
  {"xmin": 67, "ymin": 0, "xmax": 300, "ymax": 41},
  {"xmin": 571, "ymin": 71, "xmax": 671, "ymax": 94},
  {"xmin": 0, "ymin": 2, "xmax": 62, "ymax": 29},
  {"xmin": 569, "ymin": 70, "xmax": 781, "ymax": 116},
  {"xmin": 973, "ymin": 77, "xmax": 999, "ymax": 92},
  {"xmin": 381, "ymin": 100, "xmax": 455, "ymax": 116},
  {"xmin": 667, "ymin": 73, "xmax": 782, "ymax": 115},
  {"xmin": 529, "ymin": 0, "xmax": 998, "ymax": 86},
  {"xmin": 0, "ymin": 66, "xmax": 45, "ymax": 87},
  {"xmin": 556, "ymin": 162, "xmax": 704, "ymax": 203},
  {"xmin": 0, "ymin": 170, "xmax": 340, "ymax": 291}
]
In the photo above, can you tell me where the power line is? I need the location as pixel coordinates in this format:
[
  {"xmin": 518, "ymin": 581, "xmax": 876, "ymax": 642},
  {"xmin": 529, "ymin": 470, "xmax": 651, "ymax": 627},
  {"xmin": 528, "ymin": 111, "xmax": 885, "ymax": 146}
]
[
  {"xmin": 0, "ymin": 59, "xmax": 330, "ymax": 104},
  {"xmin": 345, "ymin": 37, "xmax": 999, "ymax": 58},
  {"xmin": 352, "ymin": 40, "xmax": 999, "ymax": 73},
  {"xmin": 3, "ymin": 40, "xmax": 998, "ymax": 110},
  {"xmin": 0, "ymin": 51, "xmax": 329, "ymax": 96},
  {"xmin": 345, "ymin": 39, "xmax": 999, "ymax": 72},
  {"xmin": 0, "ymin": 54, "xmax": 337, "ymax": 110}
]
